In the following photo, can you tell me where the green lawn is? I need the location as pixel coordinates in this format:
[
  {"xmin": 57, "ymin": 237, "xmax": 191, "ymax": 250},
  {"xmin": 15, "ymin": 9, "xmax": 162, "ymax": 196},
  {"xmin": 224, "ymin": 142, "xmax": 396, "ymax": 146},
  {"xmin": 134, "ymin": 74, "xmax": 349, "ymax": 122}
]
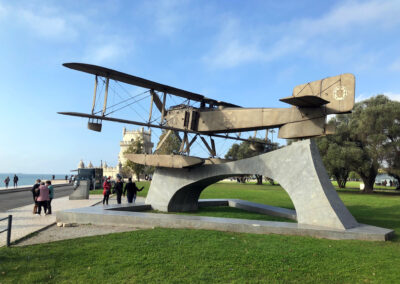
[
  {"xmin": 331, "ymin": 180, "xmax": 397, "ymax": 191},
  {"xmin": 2, "ymin": 182, "xmax": 400, "ymax": 283}
]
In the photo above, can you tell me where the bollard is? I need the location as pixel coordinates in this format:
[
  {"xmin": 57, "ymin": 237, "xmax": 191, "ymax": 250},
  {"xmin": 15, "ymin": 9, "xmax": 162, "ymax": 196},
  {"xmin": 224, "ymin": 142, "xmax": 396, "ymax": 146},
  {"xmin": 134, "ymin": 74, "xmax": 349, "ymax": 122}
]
[{"xmin": 6, "ymin": 215, "xmax": 12, "ymax": 247}]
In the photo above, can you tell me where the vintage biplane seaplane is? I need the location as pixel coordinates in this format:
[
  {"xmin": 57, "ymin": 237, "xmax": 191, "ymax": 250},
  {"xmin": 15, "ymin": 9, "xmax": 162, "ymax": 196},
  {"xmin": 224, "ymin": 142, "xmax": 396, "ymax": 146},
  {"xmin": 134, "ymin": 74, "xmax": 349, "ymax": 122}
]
[{"xmin": 59, "ymin": 63, "xmax": 355, "ymax": 168}]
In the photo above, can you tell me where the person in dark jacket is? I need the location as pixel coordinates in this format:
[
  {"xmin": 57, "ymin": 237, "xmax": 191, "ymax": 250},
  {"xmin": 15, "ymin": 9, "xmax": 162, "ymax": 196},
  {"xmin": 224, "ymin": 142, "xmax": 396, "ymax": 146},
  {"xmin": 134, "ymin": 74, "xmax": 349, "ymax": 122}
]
[
  {"xmin": 13, "ymin": 174, "xmax": 19, "ymax": 188},
  {"xmin": 31, "ymin": 179, "xmax": 41, "ymax": 214},
  {"xmin": 114, "ymin": 177, "xmax": 124, "ymax": 204},
  {"xmin": 123, "ymin": 178, "xmax": 144, "ymax": 203}
]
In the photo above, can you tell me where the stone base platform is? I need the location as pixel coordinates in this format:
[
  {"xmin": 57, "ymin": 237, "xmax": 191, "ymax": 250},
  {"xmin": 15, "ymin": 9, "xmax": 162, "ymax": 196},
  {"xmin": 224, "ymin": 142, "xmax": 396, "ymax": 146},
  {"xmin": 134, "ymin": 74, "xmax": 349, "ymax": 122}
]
[{"xmin": 56, "ymin": 199, "xmax": 394, "ymax": 241}]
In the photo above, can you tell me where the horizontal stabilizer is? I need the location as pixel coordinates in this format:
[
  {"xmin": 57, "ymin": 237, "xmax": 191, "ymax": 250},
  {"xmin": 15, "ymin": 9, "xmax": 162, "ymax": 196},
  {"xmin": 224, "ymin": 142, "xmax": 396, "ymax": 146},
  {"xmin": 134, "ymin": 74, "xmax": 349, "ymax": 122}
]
[{"xmin": 279, "ymin": 96, "xmax": 329, "ymax": 107}]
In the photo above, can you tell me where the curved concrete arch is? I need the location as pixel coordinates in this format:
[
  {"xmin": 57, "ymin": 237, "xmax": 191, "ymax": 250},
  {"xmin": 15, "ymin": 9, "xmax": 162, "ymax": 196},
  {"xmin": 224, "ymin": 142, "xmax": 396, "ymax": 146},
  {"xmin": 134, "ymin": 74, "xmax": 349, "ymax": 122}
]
[{"xmin": 145, "ymin": 139, "xmax": 358, "ymax": 230}]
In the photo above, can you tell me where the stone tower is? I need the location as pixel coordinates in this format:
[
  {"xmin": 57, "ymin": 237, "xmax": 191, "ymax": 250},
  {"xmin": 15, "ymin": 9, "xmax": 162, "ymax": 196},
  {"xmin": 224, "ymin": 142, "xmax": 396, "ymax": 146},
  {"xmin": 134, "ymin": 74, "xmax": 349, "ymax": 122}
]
[{"xmin": 118, "ymin": 127, "xmax": 153, "ymax": 166}]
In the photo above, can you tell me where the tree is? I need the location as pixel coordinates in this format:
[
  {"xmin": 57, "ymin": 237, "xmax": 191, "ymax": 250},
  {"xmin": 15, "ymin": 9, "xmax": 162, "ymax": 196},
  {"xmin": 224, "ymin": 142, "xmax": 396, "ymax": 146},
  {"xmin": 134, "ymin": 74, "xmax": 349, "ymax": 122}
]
[
  {"xmin": 124, "ymin": 138, "xmax": 145, "ymax": 181},
  {"xmin": 349, "ymin": 95, "xmax": 400, "ymax": 192},
  {"xmin": 317, "ymin": 95, "xmax": 400, "ymax": 193},
  {"xmin": 225, "ymin": 138, "xmax": 279, "ymax": 184},
  {"xmin": 381, "ymin": 100, "xmax": 400, "ymax": 189},
  {"xmin": 316, "ymin": 118, "xmax": 364, "ymax": 188},
  {"xmin": 155, "ymin": 130, "xmax": 181, "ymax": 154}
]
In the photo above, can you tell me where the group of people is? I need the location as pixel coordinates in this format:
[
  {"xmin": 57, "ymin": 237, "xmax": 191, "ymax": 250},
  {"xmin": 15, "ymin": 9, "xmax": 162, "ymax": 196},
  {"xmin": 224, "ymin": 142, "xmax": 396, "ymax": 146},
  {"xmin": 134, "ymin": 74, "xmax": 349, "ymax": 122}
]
[
  {"xmin": 31, "ymin": 179, "xmax": 54, "ymax": 215},
  {"xmin": 102, "ymin": 176, "xmax": 144, "ymax": 205},
  {"xmin": 3, "ymin": 174, "xmax": 19, "ymax": 188}
]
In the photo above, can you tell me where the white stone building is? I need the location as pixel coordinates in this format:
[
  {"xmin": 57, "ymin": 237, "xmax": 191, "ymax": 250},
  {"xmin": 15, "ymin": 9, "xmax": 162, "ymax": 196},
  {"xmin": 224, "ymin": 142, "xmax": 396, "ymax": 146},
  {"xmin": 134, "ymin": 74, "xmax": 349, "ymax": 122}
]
[
  {"xmin": 78, "ymin": 127, "xmax": 153, "ymax": 179},
  {"xmin": 118, "ymin": 127, "xmax": 153, "ymax": 165}
]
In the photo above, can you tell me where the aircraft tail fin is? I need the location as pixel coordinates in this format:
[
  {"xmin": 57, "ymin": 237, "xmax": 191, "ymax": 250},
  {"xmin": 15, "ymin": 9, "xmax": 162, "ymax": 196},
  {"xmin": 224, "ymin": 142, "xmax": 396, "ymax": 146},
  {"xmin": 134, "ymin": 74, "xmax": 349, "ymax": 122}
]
[{"xmin": 280, "ymin": 73, "xmax": 355, "ymax": 114}]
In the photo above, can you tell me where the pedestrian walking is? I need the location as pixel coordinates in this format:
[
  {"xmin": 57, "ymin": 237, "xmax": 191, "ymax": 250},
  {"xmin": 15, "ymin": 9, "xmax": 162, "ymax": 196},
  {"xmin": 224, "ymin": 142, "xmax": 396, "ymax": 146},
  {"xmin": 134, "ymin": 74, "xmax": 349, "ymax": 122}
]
[
  {"xmin": 46, "ymin": 180, "xmax": 54, "ymax": 214},
  {"xmin": 37, "ymin": 182, "xmax": 49, "ymax": 215},
  {"xmin": 13, "ymin": 174, "xmax": 19, "ymax": 188},
  {"xmin": 114, "ymin": 177, "xmax": 124, "ymax": 204},
  {"xmin": 31, "ymin": 179, "xmax": 41, "ymax": 214},
  {"xmin": 102, "ymin": 177, "xmax": 111, "ymax": 205},
  {"xmin": 4, "ymin": 176, "xmax": 10, "ymax": 189},
  {"xmin": 123, "ymin": 178, "xmax": 144, "ymax": 203}
]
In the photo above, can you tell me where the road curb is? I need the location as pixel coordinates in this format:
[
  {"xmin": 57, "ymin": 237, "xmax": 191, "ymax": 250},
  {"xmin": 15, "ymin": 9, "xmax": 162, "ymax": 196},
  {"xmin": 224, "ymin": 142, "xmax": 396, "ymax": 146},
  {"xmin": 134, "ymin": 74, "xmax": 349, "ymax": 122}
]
[{"xmin": 0, "ymin": 184, "xmax": 71, "ymax": 195}]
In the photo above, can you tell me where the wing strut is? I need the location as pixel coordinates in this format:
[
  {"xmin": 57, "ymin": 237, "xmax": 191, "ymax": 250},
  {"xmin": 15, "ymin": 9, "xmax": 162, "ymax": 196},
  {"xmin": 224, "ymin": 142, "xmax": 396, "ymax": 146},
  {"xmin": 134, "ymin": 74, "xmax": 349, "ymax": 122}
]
[
  {"xmin": 87, "ymin": 75, "xmax": 105, "ymax": 132},
  {"xmin": 150, "ymin": 89, "xmax": 167, "ymax": 119},
  {"xmin": 161, "ymin": 92, "xmax": 167, "ymax": 123},
  {"xmin": 179, "ymin": 132, "xmax": 189, "ymax": 153},
  {"xmin": 155, "ymin": 130, "xmax": 172, "ymax": 152},
  {"xmin": 185, "ymin": 134, "xmax": 198, "ymax": 154},
  {"xmin": 102, "ymin": 78, "xmax": 109, "ymax": 116},
  {"xmin": 148, "ymin": 93, "xmax": 154, "ymax": 125},
  {"xmin": 91, "ymin": 75, "xmax": 98, "ymax": 114},
  {"xmin": 200, "ymin": 136, "xmax": 216, "ymax": 157}
]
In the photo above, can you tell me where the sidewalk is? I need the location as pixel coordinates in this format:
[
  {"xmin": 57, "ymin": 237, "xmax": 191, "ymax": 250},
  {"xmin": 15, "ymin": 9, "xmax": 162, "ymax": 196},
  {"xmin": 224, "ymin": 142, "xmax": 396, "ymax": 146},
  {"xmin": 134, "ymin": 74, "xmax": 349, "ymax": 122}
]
[{"xmin": 0, "ymin": 195, "xmax": 104, "ymax": 247}]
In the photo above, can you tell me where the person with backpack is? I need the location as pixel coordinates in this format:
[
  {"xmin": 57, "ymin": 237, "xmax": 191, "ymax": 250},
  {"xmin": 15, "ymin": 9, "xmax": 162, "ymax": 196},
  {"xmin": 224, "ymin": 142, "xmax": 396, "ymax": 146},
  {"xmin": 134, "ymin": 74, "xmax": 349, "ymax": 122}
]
[
  {"xmin": 102, "ymin": 177, "xmax": 112, "ymax": 205},
  {"xmin": 4, "ymin": 176, "xmax": 10, "ymax": 189},
  {"xmin": 46, "ymin": 180, "xmax": 54, "ymax": 214},
  {"xmin": 31, "ymin": 179, "xmax": 41, "ymax": 214},
  {"xmin": 36, "ymin": 182, "xmax": 49, "ymax": 215}
]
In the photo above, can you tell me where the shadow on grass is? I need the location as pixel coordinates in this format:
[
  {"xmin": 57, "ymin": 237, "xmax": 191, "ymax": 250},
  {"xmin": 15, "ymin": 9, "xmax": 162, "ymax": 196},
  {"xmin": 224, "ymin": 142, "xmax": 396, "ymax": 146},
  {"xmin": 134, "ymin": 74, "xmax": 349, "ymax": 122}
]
[
  {"xmin": 151, "ymin": 206, "xmax": 295, "ymax": 223},
  {"xmin": 346, "ymin": 204, "xmax": 400, "ymax": 241}
]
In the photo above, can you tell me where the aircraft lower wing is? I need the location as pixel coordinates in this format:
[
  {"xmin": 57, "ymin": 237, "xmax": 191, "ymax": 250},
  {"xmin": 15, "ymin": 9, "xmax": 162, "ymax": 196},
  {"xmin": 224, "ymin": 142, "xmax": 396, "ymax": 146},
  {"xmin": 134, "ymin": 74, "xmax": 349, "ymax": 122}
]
[{"xmin": 57, "ymin": 111, "xmax": 262, "ymax": 144}]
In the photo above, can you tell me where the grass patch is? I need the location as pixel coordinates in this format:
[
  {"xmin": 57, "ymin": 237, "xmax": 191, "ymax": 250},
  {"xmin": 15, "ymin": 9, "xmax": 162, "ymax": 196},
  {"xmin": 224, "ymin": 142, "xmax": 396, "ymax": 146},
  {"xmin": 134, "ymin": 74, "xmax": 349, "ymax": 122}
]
[
  {"xmin": 331, "ymin": 180, "xmax": 397, "ymax": 191},
  {"xmin": 201, "ymin": 183, "xmax": 295, "ymax": 210},
  {"xmin": 151, "ymin": 206, "xmax": 294, "ymax": 222},
  {"xmin": 5, "ymin": 182, "xmax": 400, "ymax": 282},
  {"xmin": 1, "ymin": 227, "xmax": 400, "ymax": 283}
]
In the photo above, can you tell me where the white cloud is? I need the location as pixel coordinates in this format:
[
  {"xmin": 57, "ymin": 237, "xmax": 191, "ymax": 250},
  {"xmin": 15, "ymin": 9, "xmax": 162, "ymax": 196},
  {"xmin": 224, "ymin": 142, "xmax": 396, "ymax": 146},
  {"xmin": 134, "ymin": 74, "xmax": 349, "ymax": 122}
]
[
  {"xmin": 297, "ymin": 0, "xmax": 400, "ymax": 36},
  {"xmin": 0, "ymin": 3, "xmax": 84, "ymax": 40},
  {"xmin": 0, "ymin": 3, "xmax": 7, "ymax": 18},
  {"xmin": 83, "ymin": 39, "xmax": 133, "ymax": 65},
  {"xmin": 389, "ymin": 58, "xmax": 400, "ymax": 71},
  {"xmin": 17, "ymin": 8, "xmax": 77, "ymax": 39},
  {"xmin": 141, "ymin": 0, "xmax": 187, "ymax": 37},
  {"xmin": 204, "ymin": 0, "xmax": 400, "ymax": 69},
  {"xmin": 356, "ymin": 92, "xmax": 400, "ymax": 102},
  {"xmin": 383, "ymin": 92, "xmax": 400, "ymax": 102},
  {"xmin": 202, "ymin": 19, "xmax": 267, "ymax": 68}
]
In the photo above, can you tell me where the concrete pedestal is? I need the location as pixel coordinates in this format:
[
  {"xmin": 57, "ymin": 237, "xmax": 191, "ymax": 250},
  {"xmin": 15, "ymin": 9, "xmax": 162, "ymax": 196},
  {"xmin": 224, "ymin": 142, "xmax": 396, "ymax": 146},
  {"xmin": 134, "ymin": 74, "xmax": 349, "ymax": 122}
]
[
  {"xmin": 69, "ymin": 180, "xmax": 90, "ymax": 200},
  {"xmin": 146, "ymin": 139, "xmax": 358, "ymax": 230}
]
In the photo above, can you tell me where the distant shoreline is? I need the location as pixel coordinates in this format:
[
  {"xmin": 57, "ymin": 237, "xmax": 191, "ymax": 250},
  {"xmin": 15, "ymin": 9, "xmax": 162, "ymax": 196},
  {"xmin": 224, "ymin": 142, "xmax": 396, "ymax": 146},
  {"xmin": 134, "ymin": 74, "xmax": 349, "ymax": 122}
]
[{"xmin": 0, "ymin": 179, "xmax": 69, "ymax": 190}]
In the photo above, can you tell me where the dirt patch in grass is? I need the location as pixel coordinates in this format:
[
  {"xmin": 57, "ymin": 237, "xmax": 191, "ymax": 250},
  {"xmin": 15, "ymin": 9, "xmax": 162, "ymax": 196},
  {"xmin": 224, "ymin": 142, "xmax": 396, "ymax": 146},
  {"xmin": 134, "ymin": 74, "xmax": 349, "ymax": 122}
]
[{"xmin": 15, "ymin": 224, "xmax": 143, "ymax": 247}]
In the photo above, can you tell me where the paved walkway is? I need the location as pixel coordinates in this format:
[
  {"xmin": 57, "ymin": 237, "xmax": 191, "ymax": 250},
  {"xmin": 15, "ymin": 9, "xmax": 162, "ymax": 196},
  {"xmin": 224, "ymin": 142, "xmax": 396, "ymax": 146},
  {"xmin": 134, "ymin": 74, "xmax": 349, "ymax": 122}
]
[{"xmin": 0, "ymin": 195, "xmax": 104, "ymax": 247}]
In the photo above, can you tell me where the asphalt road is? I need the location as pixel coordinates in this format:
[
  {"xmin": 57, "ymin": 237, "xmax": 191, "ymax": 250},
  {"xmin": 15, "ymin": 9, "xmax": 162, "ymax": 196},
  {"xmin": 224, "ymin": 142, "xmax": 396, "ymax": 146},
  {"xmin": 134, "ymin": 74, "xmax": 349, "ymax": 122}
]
[{"xmin": 0, "ymin": 185, "xmax": 74, "ymax": 212}]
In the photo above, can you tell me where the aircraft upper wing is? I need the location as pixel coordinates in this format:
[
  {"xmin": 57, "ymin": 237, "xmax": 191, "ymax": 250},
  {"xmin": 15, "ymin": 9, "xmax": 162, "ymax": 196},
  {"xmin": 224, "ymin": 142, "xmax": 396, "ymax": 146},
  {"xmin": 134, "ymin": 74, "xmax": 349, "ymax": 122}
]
[{"xmin": 63, "ymin": 63, "xmax": 241, "ymax": 108}]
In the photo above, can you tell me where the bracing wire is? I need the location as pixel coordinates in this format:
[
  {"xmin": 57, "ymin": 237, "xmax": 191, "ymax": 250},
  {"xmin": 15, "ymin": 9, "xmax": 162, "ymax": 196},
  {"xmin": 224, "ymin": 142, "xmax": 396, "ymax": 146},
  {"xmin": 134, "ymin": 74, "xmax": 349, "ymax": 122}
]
[
  {"xmin": 93, "ymin": 78, "xmax": 150, "ymax": 117},
  {"xmin": 93, "ymin": 79, "xmax": 105, "ymax": 113}
]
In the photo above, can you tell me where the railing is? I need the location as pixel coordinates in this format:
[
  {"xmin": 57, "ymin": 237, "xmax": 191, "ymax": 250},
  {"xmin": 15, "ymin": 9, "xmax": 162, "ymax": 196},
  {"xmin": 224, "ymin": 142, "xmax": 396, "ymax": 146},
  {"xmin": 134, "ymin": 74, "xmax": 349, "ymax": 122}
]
[{"xmin": 0, "ymin": 215, "xmax": 12, "ymax": 247}]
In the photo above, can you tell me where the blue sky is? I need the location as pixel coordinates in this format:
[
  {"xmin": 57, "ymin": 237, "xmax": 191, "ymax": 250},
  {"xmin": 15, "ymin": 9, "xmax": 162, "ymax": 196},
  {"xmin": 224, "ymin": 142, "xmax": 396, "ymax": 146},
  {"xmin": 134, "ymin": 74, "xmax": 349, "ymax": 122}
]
[{"xmin": 0, "ymin": 0, "xmax": 399, "ymax": 174}]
